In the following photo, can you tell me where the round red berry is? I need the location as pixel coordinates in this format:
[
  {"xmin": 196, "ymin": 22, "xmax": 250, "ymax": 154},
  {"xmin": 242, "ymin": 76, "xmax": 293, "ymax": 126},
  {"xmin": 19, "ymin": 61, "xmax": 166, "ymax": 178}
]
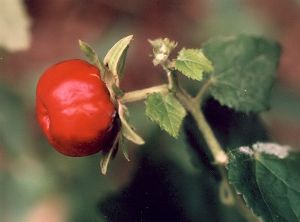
[{"xmin": 36, "ymin": 59, "xmax": 116, "ymax": 157}]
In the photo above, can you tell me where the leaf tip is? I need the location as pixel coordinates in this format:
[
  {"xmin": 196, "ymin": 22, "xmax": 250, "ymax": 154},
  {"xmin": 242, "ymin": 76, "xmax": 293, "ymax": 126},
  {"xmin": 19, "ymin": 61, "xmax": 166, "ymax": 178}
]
[
  {"xmin": 133, "ymin": 136, "xmax": 145, "ymax": 145},
  {"xmin": 78, "ymin": 39, "xmax": 87, "ymax": 48},
  {"xmin": 100, "ymin": 158, "xmax": 108, "ymax": 175},
  {"xmin": 101, "ymin": 168, "xmax": 107, "ymax": 175},
  {"xmin": 127, "ymin": 34, "xmax": 134, "ymax": 40}
]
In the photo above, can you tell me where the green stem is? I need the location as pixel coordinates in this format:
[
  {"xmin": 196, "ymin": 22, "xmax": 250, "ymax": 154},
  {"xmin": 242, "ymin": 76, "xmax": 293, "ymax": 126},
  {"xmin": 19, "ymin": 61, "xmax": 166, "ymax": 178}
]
[
  {"xmin": 118, "ymin": 81, "xmax": 258, "ymax": 222},
  {"xmin": 162, "ymin": 62, "xmax": 175, "ymax": 90},
  {"xmin": 176, "ymin": 89, "xmax": 260, "ymax": 222},
  {"xmin": 120, "ymin": 84, "xmax": 169, "ymax": 103},
  {"xmin": 177, "ymin": 91, "xmax": 228, "ymax": 165},
  {"xmin": 194, "ymin": 77, "xmax": 215, "ymax": 103},
  {"xmin": 190, "ymin": 108, "xmax": 228, "ymax": 164},
  {"xmin": 119, "ymin": 61, "xmax": 257, "ymax": 221}
]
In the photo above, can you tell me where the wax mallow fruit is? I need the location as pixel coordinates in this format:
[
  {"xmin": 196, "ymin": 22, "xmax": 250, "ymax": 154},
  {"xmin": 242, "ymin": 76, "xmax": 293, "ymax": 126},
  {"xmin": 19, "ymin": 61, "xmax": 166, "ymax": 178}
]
[{"xmin": 36, "ymin": 59, "xmax": 117, "ymax": 157}]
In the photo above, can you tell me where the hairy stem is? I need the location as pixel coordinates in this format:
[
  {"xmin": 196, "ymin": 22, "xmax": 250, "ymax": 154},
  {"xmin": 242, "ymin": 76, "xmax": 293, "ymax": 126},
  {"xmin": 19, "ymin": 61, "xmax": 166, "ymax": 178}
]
[
  {"xmin": 194, "ymin": 77, "xmax": 215, "ymax": 103},
  {"xmin": 177, "ymin": 89, "xmax": 260, "ymax": 222},
  {"xmin": 176, "ymin": 90, "xmax": 228, "ymax": 165},
  {"xmin": 120, "ymin": 84, "xmax": 169, "ymax": 103},
  {"xmin": 118, "ymin": 78, "xmax": 257, "ymax": 222},
  {"xmin": 190, "ymin": 108, "xmax": 229, "ymax": 164},
  {"xmin": 119, "ymin": 55, "xmax": 256, "ymax": 221},
  {"xmin": 162, "ymin": 61, "xmax": 176, "ymax": 90}
]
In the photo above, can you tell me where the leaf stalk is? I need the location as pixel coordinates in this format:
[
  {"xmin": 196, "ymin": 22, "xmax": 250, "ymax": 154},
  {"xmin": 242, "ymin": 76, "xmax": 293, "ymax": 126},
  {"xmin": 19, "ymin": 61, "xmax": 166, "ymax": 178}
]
[{"xmin": 120, "ymin": 84, "xmax": 169, "ymax": 103}]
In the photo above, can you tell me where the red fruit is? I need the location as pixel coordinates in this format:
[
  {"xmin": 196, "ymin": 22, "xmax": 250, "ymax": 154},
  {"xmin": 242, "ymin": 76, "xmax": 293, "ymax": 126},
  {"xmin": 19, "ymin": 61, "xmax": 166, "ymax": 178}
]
[{"xmin": 36, "ymin": 59, "xmax": 116, "ymax": 157}]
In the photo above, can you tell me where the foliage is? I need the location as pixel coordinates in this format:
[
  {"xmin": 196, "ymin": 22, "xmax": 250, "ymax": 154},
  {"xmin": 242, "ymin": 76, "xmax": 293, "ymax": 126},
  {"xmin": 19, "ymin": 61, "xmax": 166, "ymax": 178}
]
[
  {"xmin": 175, "ymin": 48, "xmax": 213, "ymax": 81},
  {"xmin": 2, "ymin": 1, "xmax": 300, "ymax": 221},
  {"xmin": 202, "ymin": 35, "xmax": 281, "ymax": 113},
  {"xmin": 228, "ymin": 143, "xmax": 300, "ymax": 222},
  {"xmin": 87, "ymin": 33, "xmax": 300, "ymax": 222},
  {"xmin": 145, "ymin": 93, "xmax": 186, "ymax": 138},
  {"xmin": 2, "ymin": 31, "xmax": 298, "ymax": 222}
]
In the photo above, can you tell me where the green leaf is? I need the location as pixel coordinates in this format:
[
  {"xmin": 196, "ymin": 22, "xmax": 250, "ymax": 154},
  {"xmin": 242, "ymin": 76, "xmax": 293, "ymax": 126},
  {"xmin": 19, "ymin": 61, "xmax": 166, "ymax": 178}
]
[
  {"xmin": 100, "ymin": 147, "xmax": 115, "ymax": 175},
  {"xmin": 228, "ymin": 142, "xmax": 300, "ymax": 222},
  {"xmin": 78, "ymin": 40, "xmax": 105, "ymax": 74},
  {"xmin": 175, "ymin": 48, "xmax": 214, "ymax": 81},
  {"xmin": 145, "ymin": 93, "xmax": 186, "ymax": 138},
  {"xmin": 118, "ymin": 104, "xmax": 145, "ymax": 145},
  {"xmin": 103, "ymin": 35, "xmax": 133, "ymax": 80},
  {"xmin": 99, "ymin": 133, "xmax": 120, "ymax": 175},
  {"xmin": 120, "ymin": 136, "xmax": 130, "ymax": 161},
  {"xmin": 202, "ymin": 35, "xmax": 281, "ymax": 113}
]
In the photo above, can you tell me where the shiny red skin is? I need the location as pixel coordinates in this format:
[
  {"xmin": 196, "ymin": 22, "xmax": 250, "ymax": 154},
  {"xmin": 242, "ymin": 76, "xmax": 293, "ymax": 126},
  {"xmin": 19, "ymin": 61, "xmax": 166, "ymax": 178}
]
[{"xmin": 36, "ymin": 59, "xmax": 116, "ymax": 157}]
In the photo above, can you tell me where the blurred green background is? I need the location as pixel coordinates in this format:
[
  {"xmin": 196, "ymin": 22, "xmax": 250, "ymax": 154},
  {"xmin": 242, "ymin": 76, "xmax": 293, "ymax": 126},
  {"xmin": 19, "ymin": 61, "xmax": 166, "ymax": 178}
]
[{"xmin": 0, "ymin": 0, "xmax": 300, "ymax": 221}]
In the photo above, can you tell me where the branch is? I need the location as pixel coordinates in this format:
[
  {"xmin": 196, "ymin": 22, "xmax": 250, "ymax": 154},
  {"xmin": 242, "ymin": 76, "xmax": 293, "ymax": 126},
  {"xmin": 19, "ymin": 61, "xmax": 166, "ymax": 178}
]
[
  {"xmin": 194, "ymin": 77, "xmax": 215, "ymax": 103},
  {"xmin": 119, "ymin": 84, "xmax": 169, "ymax": 103},
  {"xmin": 176, "ymin": 90, "xmax": 228, "ymax": 165}
]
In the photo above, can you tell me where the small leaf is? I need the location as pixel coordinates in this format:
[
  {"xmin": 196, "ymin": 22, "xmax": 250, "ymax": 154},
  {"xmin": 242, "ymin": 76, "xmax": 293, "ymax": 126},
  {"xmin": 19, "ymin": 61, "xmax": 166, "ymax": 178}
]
[
  {"xmin": 122, "ymin": 147, "xmax": 130, "ymax": 161},
  {"xmin": 103, "ymin": 35, "xmax": 133, "ymax": 81},
  {"xmin": 175, "ymin": 48, "xmax": 214, "ymax": 81},
  {"xmin": 100, "ymin": 148, "xmax": 114, "ymax": 175},
  {"xmin": 228, "ymin": 142, "xmax": 300, "ymax": 222},
  {"xmin": 202, "ymin": 35, "xmax": 281, "ymax": 113},
  {"xmin": 99, "ymin": 134, "xmax": 120, "ymax": 175},
  {"xmin": 118, "ymin": 104, "xmax": 145, "ymax": 145},
  {"xmin": 79, "ymin": 40, "xmax": 105, "ymax": 74},
  {"xmin": 145, "ymin": 93, "xmax": 186, "ymax": 138},
  {"xmin": 120, "ymin": 136, "xmax": 130, "ymax": 161}
]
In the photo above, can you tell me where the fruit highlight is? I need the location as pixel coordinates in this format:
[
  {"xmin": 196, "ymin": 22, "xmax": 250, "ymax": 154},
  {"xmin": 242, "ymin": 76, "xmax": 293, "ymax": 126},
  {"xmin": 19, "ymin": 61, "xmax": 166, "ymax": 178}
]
[{"xmin": 36, "ymin": 59, "xmax": 116, "ymax": 157}]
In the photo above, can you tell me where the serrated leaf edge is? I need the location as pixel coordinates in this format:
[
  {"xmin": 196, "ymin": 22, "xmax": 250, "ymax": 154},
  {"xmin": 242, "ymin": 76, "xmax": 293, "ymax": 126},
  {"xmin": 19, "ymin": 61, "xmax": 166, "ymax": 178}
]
[
  {"xmin": 145, "ymin": 93, "xmax": 186, "ymax": 138},
  {"xmin": 175, "ymin": 48, "xmax": 214, "ymax": 81}
]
